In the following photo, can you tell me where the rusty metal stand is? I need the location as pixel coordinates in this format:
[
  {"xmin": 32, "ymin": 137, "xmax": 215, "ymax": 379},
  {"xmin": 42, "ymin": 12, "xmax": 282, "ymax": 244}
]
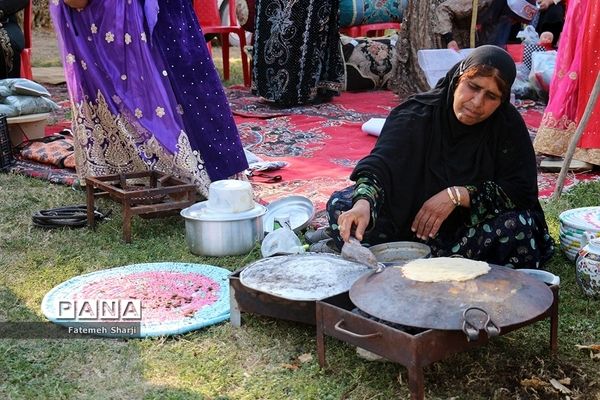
[
  {"xmin": 316, "ymin": 285, "xmax": 559, "ymax": 400},
  {"xmin": 85, "ymin": 171, "xmax": 197, "ymax": 243},
  {"xmin": 229, "ymin": 270, "xmax": 320, "ymax": 327}
]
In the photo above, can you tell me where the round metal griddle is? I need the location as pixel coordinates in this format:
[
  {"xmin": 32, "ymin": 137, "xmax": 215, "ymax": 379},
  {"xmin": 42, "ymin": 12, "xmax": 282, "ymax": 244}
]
[
  {"xmin": 349, "ymin": 263, "xmax": 554, "ymax": 331},
  {"xmin": 240, "ymin": 253, "xmax": 370, "ymax": 301}
]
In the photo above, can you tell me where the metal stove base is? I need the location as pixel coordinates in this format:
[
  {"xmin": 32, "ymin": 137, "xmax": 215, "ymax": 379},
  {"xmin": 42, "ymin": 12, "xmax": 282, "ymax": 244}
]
[
  {"xmin": 316, "ymin": 286, "xmax": 559, "ymax": 400},
  {"xmin": 229, "ymin": 269, "xmax": 348, "ymax": 326}
]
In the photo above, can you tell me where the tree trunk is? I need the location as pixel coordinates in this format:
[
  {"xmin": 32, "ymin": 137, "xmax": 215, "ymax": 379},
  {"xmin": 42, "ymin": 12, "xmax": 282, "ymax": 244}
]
[{"xmin": 392, "ymin": 0, "xmax": 446, "ymax": 96}]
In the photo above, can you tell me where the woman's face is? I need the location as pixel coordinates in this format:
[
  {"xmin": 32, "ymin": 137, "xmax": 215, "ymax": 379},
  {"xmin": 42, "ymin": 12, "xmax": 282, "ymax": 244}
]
[{"xmin": 452, "ymin": 75, "xmax": 503, "ymax": 125}]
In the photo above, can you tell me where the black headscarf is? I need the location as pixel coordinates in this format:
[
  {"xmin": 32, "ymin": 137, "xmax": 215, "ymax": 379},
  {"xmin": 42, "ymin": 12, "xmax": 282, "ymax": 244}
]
[{"xmin": 351, "ymin": 45, "xmax": 540, "ymax": 238}]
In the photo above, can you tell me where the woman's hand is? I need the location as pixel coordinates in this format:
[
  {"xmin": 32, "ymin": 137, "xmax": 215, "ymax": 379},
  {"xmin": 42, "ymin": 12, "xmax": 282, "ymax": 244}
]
[
  {"xmin": 411, "ymin": 188, "xmax": 458, "ymax": 240},
  {"xmin": 337, "ymin": 199, "xmax": 371, "ymax": 242},
  {"xmin": 64, "ymin": 0, "xmax": 89, "ymax": 9}
]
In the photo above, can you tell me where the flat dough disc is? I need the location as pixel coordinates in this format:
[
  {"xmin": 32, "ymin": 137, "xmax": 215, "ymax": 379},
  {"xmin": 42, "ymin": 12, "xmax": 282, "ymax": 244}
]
[{"xmin": 399, "ymin": 257, "xmax": 490, "ymax": 282}]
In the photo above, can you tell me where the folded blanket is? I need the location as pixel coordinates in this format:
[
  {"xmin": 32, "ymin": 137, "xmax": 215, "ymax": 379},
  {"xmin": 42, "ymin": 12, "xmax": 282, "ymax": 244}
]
[{"xmin": 16, "ymin": 134, "xmax": 75, "ymax": 169}]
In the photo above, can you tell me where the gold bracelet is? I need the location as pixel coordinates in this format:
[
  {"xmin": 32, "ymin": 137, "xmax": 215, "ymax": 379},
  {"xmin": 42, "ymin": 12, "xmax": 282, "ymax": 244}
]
[
  {"xmin": 453, "ymin": 186, "xmax": 461, "ymax": 207},
  {"xmin": 446, "ymin": 187, "xmax": 458, "ymax": 206}
]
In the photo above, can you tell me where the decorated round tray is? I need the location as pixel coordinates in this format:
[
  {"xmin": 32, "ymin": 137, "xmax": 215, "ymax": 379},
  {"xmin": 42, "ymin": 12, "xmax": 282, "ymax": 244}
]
[
  {"xmin": 559, "ymin": 207, "xmax": 600, "ymax": 232},
  {"xmin": 41, "ymin": 262, "xmax": 231, "ymax": 338}
]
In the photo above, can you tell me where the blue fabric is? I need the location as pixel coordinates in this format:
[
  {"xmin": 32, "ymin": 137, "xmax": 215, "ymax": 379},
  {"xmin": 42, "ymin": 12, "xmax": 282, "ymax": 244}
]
[
  {"xmin": 0, "ymin": 78, "xmax": 52, "ymax": 97},
  {"xmin": 2, "ymin": 95, "xmax": 59, "ymax": 116},
  {"xmin": 339, "ymin": 0, "xmax": 408, "ymax": 28}
]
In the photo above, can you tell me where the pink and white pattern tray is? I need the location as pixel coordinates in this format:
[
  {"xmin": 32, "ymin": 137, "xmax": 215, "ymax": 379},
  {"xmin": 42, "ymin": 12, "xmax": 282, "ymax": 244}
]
[{"xmin": 41, "ymin": 262, "xmax": 231, "ymax": 337}]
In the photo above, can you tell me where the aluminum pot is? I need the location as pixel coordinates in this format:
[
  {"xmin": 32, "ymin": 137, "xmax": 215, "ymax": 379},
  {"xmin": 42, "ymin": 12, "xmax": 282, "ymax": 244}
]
[{"xmin": 181, "ymin": 201, "xmax": 267, "ymax": 256}]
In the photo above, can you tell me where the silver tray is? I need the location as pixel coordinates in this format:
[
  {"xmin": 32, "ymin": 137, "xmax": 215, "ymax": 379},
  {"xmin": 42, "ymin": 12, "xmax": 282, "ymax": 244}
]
[
  {"xmin": 264, "ymin": 195, "xmax": 315, "ymax": 233},
  {"xmin": 239, "ymin": 253, "xmax": 369, "ymax": 301},
  {"xmin": 369, "ymin": 241, "xmax": 431, "ymax": 265}
]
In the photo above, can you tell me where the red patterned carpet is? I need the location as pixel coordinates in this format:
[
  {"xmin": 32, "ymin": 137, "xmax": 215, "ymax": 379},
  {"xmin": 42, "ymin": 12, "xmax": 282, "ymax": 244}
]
[
  {"xmin": 230, "ymin": 88, "xmax": 398, "ymax": 215},
  {"xmin": 10, "ymin": 84, "xmax": 600, "ymax": 220}
]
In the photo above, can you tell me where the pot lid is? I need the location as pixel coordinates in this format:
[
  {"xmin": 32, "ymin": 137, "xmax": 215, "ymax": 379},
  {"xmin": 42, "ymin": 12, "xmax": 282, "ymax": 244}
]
[
  {"xmin": 239, "ymin": 253, "xmax": 369, "ymax": 301},
  {"xmin": 583, "ymin": 236, "xmax": 600, "ymax": 252},
  {"xmin": 349, "ymin": 263, "xmax": 553, "ymax": 331},
  {"xmin": 180, "ymin": 201, "xmax": 266, "ymax": 221},
  {"xmin": 264, "ymin": 196, "xmax": 315, "ymax": 233}
]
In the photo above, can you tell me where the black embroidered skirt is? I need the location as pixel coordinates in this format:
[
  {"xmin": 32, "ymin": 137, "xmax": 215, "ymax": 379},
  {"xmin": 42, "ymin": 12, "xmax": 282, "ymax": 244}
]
[{"xmin": 251, "ymin": 0, "xmax": 345, "ymax": 106}]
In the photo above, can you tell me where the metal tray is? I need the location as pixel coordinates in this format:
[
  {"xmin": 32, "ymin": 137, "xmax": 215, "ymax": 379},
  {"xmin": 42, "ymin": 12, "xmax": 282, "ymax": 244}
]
[
  {"xmin": 264, "ymin": 195, "xmax": 314, "ymax": 233},
  {"xmin": 368, "ymin": 241, "xmax": 431, "ymax": 264},
  {"xmin": 239, "ymin": 253, "xmax": 369, "ymax": 301}
]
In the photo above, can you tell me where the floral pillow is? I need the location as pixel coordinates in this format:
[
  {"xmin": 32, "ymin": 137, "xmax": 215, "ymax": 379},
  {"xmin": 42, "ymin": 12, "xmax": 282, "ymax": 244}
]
[{"xmin": 341, "ymin": 34, "xmax": 398, "ymax": 91}]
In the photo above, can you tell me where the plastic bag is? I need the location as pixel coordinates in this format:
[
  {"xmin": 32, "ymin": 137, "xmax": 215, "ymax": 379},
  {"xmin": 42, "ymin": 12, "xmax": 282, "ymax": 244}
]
[
  {"xmin": 511, "ymin": 62, "xmax": 535, "ymax": 99},
  {"xmin": 516, "ymin": 25, "xmax": 540, "ymax": 45},
  {"xmin": 529, "ymin": 50, "xmax": 557, "ymax": 101},
  {"xmin": 260, "ymin": 226, "xmax": 305, "ymax": 257}
]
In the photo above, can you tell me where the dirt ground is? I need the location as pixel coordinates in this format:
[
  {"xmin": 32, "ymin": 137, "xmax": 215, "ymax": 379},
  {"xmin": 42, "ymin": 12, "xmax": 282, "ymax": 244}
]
[{"xmin": 32, "ymin": 27, "xmax": 61, "ymax": 67}]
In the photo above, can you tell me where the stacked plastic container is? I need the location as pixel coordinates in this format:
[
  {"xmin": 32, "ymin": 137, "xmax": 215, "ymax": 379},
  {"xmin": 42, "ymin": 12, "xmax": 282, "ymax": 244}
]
[{"xmin": 558, "ymin": 206, "xmax": 600, "ymax": 261}]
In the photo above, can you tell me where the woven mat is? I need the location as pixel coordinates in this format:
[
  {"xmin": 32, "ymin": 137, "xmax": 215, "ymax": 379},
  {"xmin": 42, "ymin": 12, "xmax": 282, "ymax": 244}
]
[{"xmin": 41, "ymin": 262, "xmax": 231, "ymax": 338}]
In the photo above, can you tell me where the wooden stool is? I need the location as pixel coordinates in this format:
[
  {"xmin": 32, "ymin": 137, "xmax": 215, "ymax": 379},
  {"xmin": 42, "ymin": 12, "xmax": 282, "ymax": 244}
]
[{"xmin": 85, "ymin": 171, "xmax": 197, "ymax": 243}]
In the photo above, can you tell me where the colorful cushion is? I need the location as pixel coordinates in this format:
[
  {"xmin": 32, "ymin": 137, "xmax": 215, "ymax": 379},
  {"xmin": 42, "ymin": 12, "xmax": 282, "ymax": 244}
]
[
  {"xmin": 341, "ymin": 34, "xmax": 398, "ymax": 91},
  {"xmin": 339, "ymin": 0, "xmax": 408, "ymax": 28}
]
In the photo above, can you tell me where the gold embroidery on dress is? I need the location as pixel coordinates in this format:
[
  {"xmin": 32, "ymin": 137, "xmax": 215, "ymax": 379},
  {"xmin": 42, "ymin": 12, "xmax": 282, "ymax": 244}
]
[
  {"xmin": 0, "ymin": 28, "xmax": 14, "ymax": 74},
  {"xmin": 172, "ymin": 132, "xmax": 211, "ymax": 198},
  {"xmin": 534, "ymin": 111, "xmax": 600, "ymax": 165},
  {"xmin": 72, "ymin": 90, "xmax": 213, "ymax": 194}
]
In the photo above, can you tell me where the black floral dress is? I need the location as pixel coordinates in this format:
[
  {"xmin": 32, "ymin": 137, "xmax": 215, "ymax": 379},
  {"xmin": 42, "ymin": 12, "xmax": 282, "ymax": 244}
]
[{"xmin": 326, "ymin": 176, "xmax": 555, "ymax": 269}]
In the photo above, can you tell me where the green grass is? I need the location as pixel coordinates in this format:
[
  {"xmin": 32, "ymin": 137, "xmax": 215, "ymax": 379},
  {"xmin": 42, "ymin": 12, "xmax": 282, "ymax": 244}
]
[{"xmin": 1, "ymin": 173, "xmax": 600, "ymax": 399}]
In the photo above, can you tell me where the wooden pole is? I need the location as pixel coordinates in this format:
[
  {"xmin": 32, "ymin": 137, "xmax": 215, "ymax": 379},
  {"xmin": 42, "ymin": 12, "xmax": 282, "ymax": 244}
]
[
  {"xmin": 551, "ymin": 71, "xmax": 600, "ymax": 200},
  {"xmin": 470, "ymin": 0, "xmax": 479, "ymax": 48}
]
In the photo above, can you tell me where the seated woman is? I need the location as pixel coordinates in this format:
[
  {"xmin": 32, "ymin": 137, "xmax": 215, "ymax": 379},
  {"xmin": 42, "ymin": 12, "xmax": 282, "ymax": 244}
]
[
  {"xmin": 324, "ymin": 45, "xmax": 554, "ymax": 269},
  {"xmin": 50, "ymin": 0, "xmax": 248, "ymax": 197},
  {"xmin": 0, "ymin": 0, "xmax": 28, "ymax": 78}
]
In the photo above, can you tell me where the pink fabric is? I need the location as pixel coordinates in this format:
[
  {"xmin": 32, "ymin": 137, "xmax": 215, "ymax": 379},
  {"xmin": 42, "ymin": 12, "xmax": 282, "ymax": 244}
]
[
  {"xmin": 544, "ymin": 0, "xmax": 599, "ymax": 148},
  {"xmin": 543, "ymin": 0, "xmax": 584, "ymax": 131},
  {"xmin": 577, "ymin": 0, "xmax": 600, "ymax": 148}
]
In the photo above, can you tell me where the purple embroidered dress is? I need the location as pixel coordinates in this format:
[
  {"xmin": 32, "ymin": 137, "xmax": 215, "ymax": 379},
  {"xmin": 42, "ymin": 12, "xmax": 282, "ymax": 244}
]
[{"xmin": 49, "ymin": 0, "xmax": 248, "ymax": 196}]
